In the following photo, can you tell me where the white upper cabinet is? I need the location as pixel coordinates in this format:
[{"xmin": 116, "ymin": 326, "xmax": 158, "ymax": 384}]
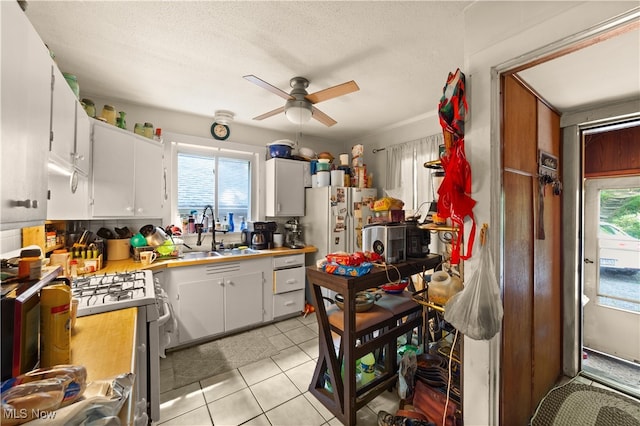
[
  {"xmin": 74, "ymin": 102, "xmax": 91, "ymax": 175},
  {"xmin": 49, "ymin": 65, "xmax": 77, "ymax": 167},
  {"xmin": 0, "ymin": 1, "xmax": 51, "ymax": 227},
  {"xmin": 265, "ymin": 158, "xmax": 305, "ymax": 217},
  {"xmin": 91, "ymin": 120, "xmax": 163, "ymax": 218},
  {"xmin": 134, "ymin": 134, "xmax": 165, "ymax": 217}
]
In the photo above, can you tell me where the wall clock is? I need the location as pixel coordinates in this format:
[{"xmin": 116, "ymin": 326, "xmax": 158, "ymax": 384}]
[{"xmin": 211, "ymin": 122, "xmax": 230, "ymax": 140}]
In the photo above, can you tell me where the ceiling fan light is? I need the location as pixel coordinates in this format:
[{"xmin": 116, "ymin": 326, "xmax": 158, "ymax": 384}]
[
  {"xmin": 285, "ymin": 105, "xmax": 312, "ymax": 124},
  {"xmin": 214, "ymin": 109, "xmax": 235, "ymax": 125}
]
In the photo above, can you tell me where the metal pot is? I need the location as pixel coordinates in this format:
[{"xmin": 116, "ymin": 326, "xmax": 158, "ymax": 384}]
[
  {"xmin": 141, "ymin": 226, "xmax": 169, "ymax": 248},
  {"xmin": 333, "ymin": 291, "xmax": 381, "ymax": 312}
]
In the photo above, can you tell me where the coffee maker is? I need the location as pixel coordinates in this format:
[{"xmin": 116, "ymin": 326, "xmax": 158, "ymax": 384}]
[
  {"xmin": 284, "ymin": 218, "xmax": 305, "ymax": 249},
  {"xmin": 405, "ymin": 218, "xmax": 430, "ymax": 258},
  {"xmin": 247, "ymin": 221, "xmax": 277, "ymax": 249}
]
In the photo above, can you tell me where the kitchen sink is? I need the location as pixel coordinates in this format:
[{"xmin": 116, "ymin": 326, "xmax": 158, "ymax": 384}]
[
  {"xmin": 219, "ymin": 248, "xmax": 262, "ymax": 256},
  {"xmin": 180, "ymin": 251, "xmax": 223, "ymax": 259},
  {"xmin": 180, "ymin": 248, "xmax": 262, "ymax": 260}
]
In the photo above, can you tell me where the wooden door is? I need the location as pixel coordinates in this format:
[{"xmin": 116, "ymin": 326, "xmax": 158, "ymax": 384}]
[{"xmin": 500, "ymin": 75, "xmax": 563, "ymax": 425}]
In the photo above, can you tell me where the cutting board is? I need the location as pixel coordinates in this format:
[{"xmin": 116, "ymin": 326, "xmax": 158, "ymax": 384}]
[{"xmin": 21, "ymin": 225, "xmax": 45, "ymax": 253}]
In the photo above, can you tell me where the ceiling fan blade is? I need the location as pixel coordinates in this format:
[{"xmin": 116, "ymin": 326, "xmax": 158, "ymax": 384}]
[
  {"xmin": 305, "ymin": 80, "xmax": 360, "ymax": 104},
  {"xmin": 243, "ymin": 75, "xmax": 293, "ymax": 100},
  {"xmin": 311, "ymin": 106, "xmax": 337, "ymax": 127},
  {"xmin": 253, "ymin": 106, "xmax": 285, "ymax": 121}
]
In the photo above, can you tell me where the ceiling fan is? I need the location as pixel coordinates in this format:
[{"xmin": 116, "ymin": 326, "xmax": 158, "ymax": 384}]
[{"xmin": 243, "ymin": 75, "xmax": 359, "ymax": 127}]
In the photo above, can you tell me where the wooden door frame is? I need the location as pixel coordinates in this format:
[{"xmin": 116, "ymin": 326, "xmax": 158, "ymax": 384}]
[{"xmin": 490, "ymin": 9, "xmax": 639, "ymax": 425}]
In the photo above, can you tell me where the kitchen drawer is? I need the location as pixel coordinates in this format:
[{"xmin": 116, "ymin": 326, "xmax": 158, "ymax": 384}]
[
  {"xmin": 273, "ymin": 266, "xmax": 305, "ymax": 294},
  {"xmin": 273, "ymin": 254, "xmax": 304, "ymax": 269},
  {"xmin": 273, "ymin": 289, "xmax": 304, "ymax": 318}
]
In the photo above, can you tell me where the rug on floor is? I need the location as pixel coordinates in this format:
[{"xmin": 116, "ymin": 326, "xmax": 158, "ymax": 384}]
[
  {"xmin": 167, "ymin": 328, "xmax": 281, "ymax": 390},
  {"xmin": 530, "ymin": 381, "xmax": 640, "ymax": 426}
]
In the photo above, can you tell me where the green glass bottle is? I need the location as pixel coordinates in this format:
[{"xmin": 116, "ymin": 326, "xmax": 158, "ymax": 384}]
[{"xmin": 116, "ymin": 111, "xmax": 127, "ymax": 129}]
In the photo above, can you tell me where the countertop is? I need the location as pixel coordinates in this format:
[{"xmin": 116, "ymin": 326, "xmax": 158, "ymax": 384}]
[
  {"xmin": 70, "ymin": 307, "xmax": 137, "ymax": 424},
  {"xmin": 93, "ymin": 245, "xmax": 317, "ymax": 274}
]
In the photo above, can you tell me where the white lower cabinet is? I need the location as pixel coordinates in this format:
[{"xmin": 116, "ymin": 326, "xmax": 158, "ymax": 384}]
[
  {"xmin": 272, "ymin": 254, "xmax": 305, "ymax": 318},
  {"xmin": 178, "ymin": 278, "xmax": 224, "ymax": 342},
  {"xmin": 166, "ymin": 258, "xmax": 271, "ymax": 347}
]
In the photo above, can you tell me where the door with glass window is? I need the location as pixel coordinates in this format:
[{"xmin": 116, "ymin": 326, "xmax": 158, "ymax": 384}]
[{"xmin": 583, "ymin": 176, "xmax": 640, "ymax": 363}]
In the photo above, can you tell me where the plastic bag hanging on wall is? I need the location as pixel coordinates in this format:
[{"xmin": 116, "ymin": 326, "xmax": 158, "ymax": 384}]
[{"xmin": 444, "ymin": 224, "xmax": 504, "ymax": 340}]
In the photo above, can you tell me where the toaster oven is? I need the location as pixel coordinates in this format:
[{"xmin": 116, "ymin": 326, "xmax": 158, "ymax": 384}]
[{"xmin": 362, "ymin": 223, "xmax": 406, "ymax": 264}]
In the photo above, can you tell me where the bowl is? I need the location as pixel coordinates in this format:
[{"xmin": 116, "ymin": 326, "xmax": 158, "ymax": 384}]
[
  {"xmin": 380, "ymin": 279, "xmax": 409, "ymax": 294},
  {"xmin": 269, "ymin": 144, "xmax": 291, "ymax": 158},
  {"xmin": 334, "ymin": 292, "xmax": 380, "ymax": 312},
  {"xmin": 318, "ymin": 152, "xmax": 334, "ymax": 161},
  {"xmin": 298, "ymin": 147, "xmax": 316, "ymax": 160},
  {"xmin": 156, "ymin": 239, "xmax": 175, "ymax": 256},
  {"xmin": 130, "ymin": 233, "xmax": 147, "ymax": 248}
]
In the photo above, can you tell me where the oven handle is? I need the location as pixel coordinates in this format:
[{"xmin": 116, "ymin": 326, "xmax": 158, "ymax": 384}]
[{"xmin": 157, "ymin": 300, "xmax": 172, "ymax": 326}]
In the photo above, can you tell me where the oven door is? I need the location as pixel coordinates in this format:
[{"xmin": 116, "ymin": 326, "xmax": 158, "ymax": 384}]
[{"xmin": 133, "ymin": 303, "xmax": 161, "ymax": 425}]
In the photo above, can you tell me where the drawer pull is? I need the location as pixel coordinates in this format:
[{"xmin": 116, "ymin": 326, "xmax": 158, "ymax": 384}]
[
  {"xmin": 286, "ymin": 279, "xmax": 298, "ymax": 284},
  {"xmin": 284, "ymin": 301, "xmax": 294, "ymax": 306}
]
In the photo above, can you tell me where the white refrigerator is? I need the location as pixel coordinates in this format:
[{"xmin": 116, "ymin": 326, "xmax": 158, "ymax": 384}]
[
  {"xmin": 301, "ymin": 186, "xmax": 377, "ymax": 301},
  {"xmin": 302, "ymin": 186, "xmax": 377, "ymax": 262}
]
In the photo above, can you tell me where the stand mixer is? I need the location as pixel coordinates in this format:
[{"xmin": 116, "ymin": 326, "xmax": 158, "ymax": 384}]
[{"xmin": 284, "ymin": 218, "xmax": 305, "ymax": 249}]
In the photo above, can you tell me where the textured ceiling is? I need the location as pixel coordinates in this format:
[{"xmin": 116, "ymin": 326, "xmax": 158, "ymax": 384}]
[{"xmin": 24, "ymin": 1, "xmax": 640, "ymax": 143}]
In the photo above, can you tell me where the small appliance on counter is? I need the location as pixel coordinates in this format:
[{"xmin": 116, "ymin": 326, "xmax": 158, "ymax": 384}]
[
  {"xmin": 362, "ymin": 223, "xmax": 406, "ymax": 264},
  {"xmin": 405, "ymin": 219, "xmax": 431, "ymax": 258},
  {"xmin": 249, "ymin": 221, "xmax": 278, "ymax": 249},
  {"xmin": 284, "ymin": 218, "xmax": 306, "ymax": 249}
]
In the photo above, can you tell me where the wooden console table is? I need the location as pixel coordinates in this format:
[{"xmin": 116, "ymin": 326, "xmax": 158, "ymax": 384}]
[{"xmin": 306, "ymin": 255, "xmax": 441, "ymax": 425}]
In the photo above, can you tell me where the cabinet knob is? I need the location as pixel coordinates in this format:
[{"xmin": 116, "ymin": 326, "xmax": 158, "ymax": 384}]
[{"xmin": 125, "ymin": 206, "xmax": 133, "ymax": 212}]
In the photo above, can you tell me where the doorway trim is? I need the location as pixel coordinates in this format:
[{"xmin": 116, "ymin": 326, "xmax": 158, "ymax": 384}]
[{"xmin": 490, "ymin": 5, "xmax": 640, "ymax": 421}]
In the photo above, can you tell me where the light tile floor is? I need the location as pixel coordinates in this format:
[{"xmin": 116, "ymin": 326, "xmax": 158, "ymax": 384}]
[{"xmin": 157, "ymin": 313, "xmax": 401, "ymax": 426}]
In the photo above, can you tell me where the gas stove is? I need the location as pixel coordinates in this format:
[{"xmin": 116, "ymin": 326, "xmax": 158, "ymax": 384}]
[{"xmin": 72, "ymin": 270, "xmax": 157, "ymax": 317}]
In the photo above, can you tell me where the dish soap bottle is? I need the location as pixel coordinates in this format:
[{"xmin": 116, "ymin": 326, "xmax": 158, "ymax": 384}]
[
  {"xmin": 228, "ymin": 212, "xmax": 234, "ymax": 232},
  {"xmin": 240, "ymin": 216, "xmax": 247, "ymax": 231}
]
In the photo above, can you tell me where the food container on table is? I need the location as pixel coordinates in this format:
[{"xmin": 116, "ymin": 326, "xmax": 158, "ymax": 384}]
[
  {"xmin": 267, "ymin": 140, "xmax": 294, "ymax": 159},
  {"xmin": 428, "ymin": 271, "xmax": 463, "ymax": 305}
]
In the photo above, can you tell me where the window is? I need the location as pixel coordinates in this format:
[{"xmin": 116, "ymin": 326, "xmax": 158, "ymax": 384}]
[
  {"xmin": 385, "ymin": 134, "xmax": 442, "ymax": 215},
  {"xmin": 597, "ymin": 187, "xmax": 640, "ymax": 312},
  {"xmin": 177, "ymin": 147, "xmax": 252, "ymax": 232}
]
